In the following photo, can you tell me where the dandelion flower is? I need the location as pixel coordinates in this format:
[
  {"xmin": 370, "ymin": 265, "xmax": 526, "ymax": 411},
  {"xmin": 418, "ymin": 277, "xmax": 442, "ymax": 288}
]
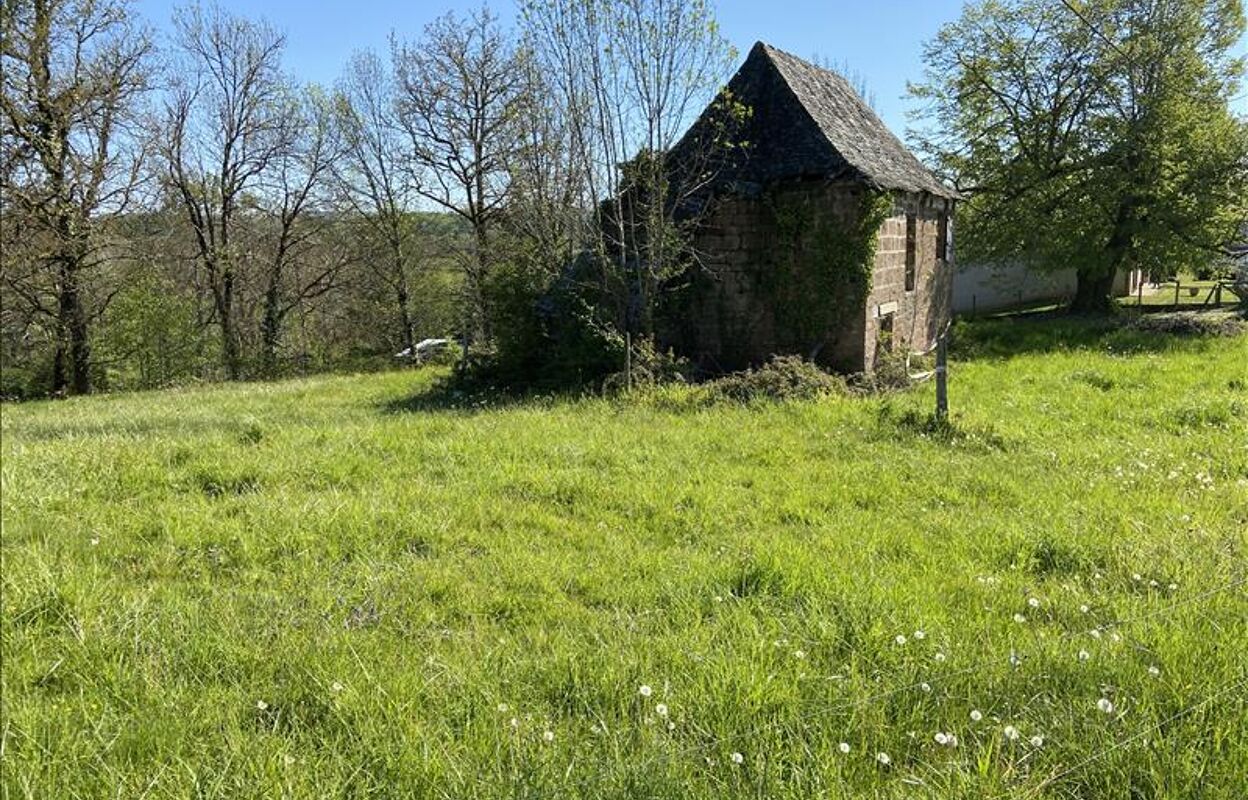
[
  {"xmin": 920, "ymin": 682, "xmax": 932, "ymax": 693},
  {"xmin": 895, "ymin": 634, "xmax": 907, "ymax": 645},
  {"xmin": 1003, "ymin": 725, "xmax": 1020, "ymax": 741},
  {"xmin": 510, "ymin": 717, "xmax": 519, "ymax": 728},
  {"xmin": 1168, "ymin": 583, "xmax": 1178, "ymax": 591},
  {"xmin": 90, "ymin": 537, "xmax": 100, "ymax": 546},
  {"xmin": 714, "ymin": 595, "xmax": 724, "ymax": 603},
  {"xmin": 934, "ymin": 652, "xmax": 946, "ymax": 663},
  {"xmin": 639, "ymin": 685, "xmax": 653, "ymax": 697},
  {"xmin": 934, "ymin": 732, "xmax": 949, "ymax": 745},
  {"xmin": 970, "ymin": 709, "xmax": 983, "ymax": 722},
  {"xmin": 1028, "ymin": 597, "xmax": 1040, "ymax": 609},
  {"xmin": 1078, "ymin": 649, "xmax": 1090, "ymax": 662},
  {"xmin": 1080, "ymin": 604, "xmax": 1090, "ymax": 614},
  {"xmin": 1030, "ymin": 735, "xmax": 1044, "ymax": 747},
  {"xmin": 1149, "ymin": 579, "xmax": 1158, "ymax": 588},
  {"xmin": 667, "ymin": 721, "xmax": 676, "ymax": 730},
  {"xmin": 1013, "ymin": 613, "xmax": 1027, "ymax": 624},
  {"xmin": 256, "ymin": 700, "xmax": 269, "ymax": 711},
  {"xmin": 543, "ymin": 730, "xmax": 554, "ymax": 742},
  {"xmin": 655, "ymin": 703, "xmax": 668, "ymax": 717},
  {"xmin": 875, "ymin": 751, "xmax": 892, "ymax": 766},
  {"xmin": 793, "ymin": 650, "xmax": 806, "ymax": 659},
  {"xmin": 914, "ymin": 630, "xmax": 926, "ymax": 640},
  {"xmin": 1148, "ymin": 665, "xmax": 1160, "ymax": 677},
  {"xmin": 838, "ymin": 742, "xmax": 851, "ymax": 754},
  {"xmin": 1132, "ymin": 573, "xmax": 1142, "ymax": 582},
  {"xmin": 1097, "ymin": 697, "xmax": 1115, "ymax": 714},
  {"xmin": 1089, "ymin": 629, "xmax": 1102, "ymax": 639},
  {"xmin": 731, "ymin": 752, "xmax": 744, "ymax": 765}
]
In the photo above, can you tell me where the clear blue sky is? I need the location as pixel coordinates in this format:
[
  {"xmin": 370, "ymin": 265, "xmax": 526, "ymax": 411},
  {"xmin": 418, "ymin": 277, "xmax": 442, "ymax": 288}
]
[{"xmin": 135, "ymin": 0, "xmax": 1247, "ymax": 138}]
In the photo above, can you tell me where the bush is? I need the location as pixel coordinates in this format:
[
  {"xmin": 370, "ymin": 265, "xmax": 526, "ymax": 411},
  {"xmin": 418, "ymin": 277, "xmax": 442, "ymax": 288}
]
[
  {"xmin": 704, "ymin": 355, "xmax": 847, "ymax": 403},
  {"xmin": 1126, "ymin": 311, "xmax": 1245, "ymax": 337}
]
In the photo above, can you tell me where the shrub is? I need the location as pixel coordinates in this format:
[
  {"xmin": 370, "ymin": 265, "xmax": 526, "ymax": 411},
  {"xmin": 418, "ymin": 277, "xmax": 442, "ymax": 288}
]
[{"xmin": 704, "ymin": 355, "xmax": 847, "ymax": 403}]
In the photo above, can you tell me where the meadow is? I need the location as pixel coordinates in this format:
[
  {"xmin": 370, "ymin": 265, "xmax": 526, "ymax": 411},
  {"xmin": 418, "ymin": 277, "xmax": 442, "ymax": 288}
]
[{"xmin": 2, "ymin": 315, "xmax": 1246, "ymax": 798}]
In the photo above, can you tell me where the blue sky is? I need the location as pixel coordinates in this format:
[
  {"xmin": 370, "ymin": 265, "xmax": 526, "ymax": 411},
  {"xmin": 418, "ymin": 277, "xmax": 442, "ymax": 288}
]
[{"xmin": 135, "ymin": 0, "xmax": 1247, "ymax": 138}]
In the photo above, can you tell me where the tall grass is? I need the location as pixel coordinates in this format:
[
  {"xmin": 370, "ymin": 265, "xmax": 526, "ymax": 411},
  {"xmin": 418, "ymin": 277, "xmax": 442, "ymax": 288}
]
[{"xmin": 2, "ymin": 317, "xmax": 1246, "ymax": 798}]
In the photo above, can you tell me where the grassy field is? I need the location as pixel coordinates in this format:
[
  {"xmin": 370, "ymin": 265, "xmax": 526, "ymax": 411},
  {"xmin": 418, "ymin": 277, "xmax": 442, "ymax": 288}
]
[{"xmin": 3, "ymin": 316, "xmax": 1246, "ymax": 799}]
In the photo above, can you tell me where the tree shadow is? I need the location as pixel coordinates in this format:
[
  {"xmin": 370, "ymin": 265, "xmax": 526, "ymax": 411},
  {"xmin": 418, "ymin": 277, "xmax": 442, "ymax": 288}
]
[
  {"xmin": 376, "ymin": 377, "xmax": 578, "ymax": 417},
  {"xmin": 951, "ymin": 309, "xmax": 1241, "ymax": 362}
]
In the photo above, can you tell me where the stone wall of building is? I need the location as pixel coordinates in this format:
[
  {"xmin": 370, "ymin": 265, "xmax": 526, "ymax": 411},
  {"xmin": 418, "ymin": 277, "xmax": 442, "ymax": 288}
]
[
  {"xmin": 663, "ymin": 180, "xmax": 953, "ymax": 374},
  {"xmin": 865, "ymin": 193, "xmax": 954, "ymax": 372}
]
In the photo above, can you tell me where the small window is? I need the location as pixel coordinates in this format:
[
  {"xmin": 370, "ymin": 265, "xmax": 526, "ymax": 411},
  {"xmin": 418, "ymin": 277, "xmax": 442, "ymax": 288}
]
[
  {"xmin": 937, "ymin": 212, "xmax": 949, "ymax": 262},
  {"xmin": 904, "ymin": 214, "xmax": 917, "ymax": 291}
]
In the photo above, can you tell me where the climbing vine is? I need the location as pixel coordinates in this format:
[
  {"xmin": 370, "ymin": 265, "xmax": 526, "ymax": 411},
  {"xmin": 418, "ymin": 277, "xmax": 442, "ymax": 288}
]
[{"xmin": 758, "ymin": 188, "xmax": 893, "ymax": 361}]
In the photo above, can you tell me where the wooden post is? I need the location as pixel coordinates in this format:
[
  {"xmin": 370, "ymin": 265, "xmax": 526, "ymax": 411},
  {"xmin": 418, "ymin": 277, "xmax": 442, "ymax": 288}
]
[
  {"xmin": 935, "ymin": 331, "xmax": 948, "ymax": 423},
  {"xmin": 1174, "ymin": 280, "xmax": 1180, "ymax": 308},
  {"xmin": 1215, "ymin": 283, "xmax": 1223, "ymax": 306},
  {"xmin": 1137, "ymin": 279, "xmax": 1143, "ymax": 306}
]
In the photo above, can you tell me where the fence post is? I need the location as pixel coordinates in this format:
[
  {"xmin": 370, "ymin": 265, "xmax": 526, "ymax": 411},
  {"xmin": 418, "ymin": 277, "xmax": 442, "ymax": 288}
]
[
  {"xmin": 935, "ymin": 331, "xmax": 948, "ymax": 423},
  {"xmin": 1215, "ymin": 283, "xmax": 1223, "ymax": 306},
  {"xmin": 1174, "ymin": 280, "xmax": 1181, "ymax": 308},
  {"xmin": 1137, "ymin": 279, "xmax": 1143, "ymax": 306}
]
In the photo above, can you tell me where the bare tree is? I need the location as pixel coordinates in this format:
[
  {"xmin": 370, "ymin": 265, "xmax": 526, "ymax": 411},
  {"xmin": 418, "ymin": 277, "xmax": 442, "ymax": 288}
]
[
  {"xmin": 519, "ymin": 0, "xmax": 736, "ymax": 337},
  {"xmin": 257, "ymin": 86, "xmax": 345, "ymax": 375},
  {"xmin": 1, "ymin": 0, "xmax": 153, "ymax": 394},
  {"xmin": 333, "ymin": 49, "xmax": 422, "ymax": 356},
  {"xmin": 160, "ymin": 3, "xmax": 291, "ymax": 379},
  {"xmin": 393, "ymin": 7, "xmax": 527, "ymax": 341}
]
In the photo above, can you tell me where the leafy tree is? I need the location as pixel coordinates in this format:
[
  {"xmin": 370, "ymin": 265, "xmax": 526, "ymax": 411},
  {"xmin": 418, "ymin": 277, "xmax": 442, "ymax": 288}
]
[
  {"xmin": 1, "ymin": 0, "xmax": 154, "ymax": 394},
  {"xmin": 912, "ymin": 0, "xmax": 1248, "ymax": 311}
]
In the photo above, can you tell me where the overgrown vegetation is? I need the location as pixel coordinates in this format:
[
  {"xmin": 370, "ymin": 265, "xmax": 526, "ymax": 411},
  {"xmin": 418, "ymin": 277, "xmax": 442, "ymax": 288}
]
[{"xmin": 4, "ymin": 319, "xmax": 1246, "ymax": 797}]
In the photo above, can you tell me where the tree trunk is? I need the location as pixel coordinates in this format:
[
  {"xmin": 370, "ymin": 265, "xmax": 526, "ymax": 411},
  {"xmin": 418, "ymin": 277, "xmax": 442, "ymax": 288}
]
[
  {"xmin": 396, "ymin": 281, "xmax": 415, "ymax": 356},
  {"xmin": 472, "ymin": 225, "xmax": 492, "ymax": 342},
  {"xmin": 54, "ymin": 255, "xmax": 92, "ymax": 394},
  {"xmin": 260, "ymin": 279, "xmax": 282, "ymax": 377},
  {"xmin": 1071, "ymin": 269, "xmax": 1116, "ymax": 313},
  {"xmin": 218, "ymin": 269, "xmax": 243, "ymax": 380}
]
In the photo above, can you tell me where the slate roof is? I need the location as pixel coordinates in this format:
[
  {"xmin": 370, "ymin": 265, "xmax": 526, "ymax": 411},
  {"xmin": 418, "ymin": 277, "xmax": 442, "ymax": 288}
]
[{"xmin": 671, "ymin": 42, "xmax": 957, "ymax": 199}]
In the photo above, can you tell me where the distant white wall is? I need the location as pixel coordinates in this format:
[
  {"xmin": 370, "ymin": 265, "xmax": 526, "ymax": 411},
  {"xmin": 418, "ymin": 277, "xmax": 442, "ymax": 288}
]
[
  {"xmin": 954, "ymin": 262, "xmax": 1143, "ymax": 313},
  {"xmin": 953, "ymin": 262, "xmax": 1075, "ymax": 314}
]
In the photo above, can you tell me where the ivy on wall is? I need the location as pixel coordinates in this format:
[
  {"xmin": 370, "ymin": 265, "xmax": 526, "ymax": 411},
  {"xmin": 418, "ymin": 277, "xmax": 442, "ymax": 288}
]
[{"xmin": 757, "ymin": 188, "xmax": 893, "ymax": 360}]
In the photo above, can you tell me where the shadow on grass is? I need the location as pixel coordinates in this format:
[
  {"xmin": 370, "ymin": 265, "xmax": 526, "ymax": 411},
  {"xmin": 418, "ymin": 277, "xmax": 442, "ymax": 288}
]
[
  {"xmin": 952, "ymin": 309, "xmax": 1243, "ymax": 362},
  {"xmin": 377, "ymin": 375, "xmax": 578, "ymax": 417}
]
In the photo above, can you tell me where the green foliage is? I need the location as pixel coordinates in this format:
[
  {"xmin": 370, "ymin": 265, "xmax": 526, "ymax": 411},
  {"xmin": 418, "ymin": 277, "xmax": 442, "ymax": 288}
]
[
  {"xmin": 913, "ymin": 0, "xmax": 1248, "ymax": 306},
  {"xmin": 4, "ymin": 320, "xmax": 1247, "ymax": 797},
  {"xmin": 701, "ymin": 355, "xmax": 848, "ymax": 403},
  {"xmin": 758, "ymin": 190, "xmax": 892, "ymax": 360}
]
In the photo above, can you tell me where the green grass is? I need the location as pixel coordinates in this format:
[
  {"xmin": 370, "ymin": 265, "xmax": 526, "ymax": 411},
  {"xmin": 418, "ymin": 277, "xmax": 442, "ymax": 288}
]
[
  {"xmin": 1118, "ymin": 278, "xmax": 1242, "ymax": 308},
  {"xmin": 3, "ymin": 317, "xmax": 1247, "ymax": 799}
]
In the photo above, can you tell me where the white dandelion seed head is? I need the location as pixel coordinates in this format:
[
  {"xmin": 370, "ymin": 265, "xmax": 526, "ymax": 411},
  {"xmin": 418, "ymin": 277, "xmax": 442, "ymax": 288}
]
[
  {"xmin": 714, "ymin": 595, "xmax": 724, "ymax": 603},
  {"xmin": 496, "ymin": 702, "xmax": 508, "ymax": 712},
  {"xmin": 1168, "ymin": 583, "xmax": 1178, "ymax": 591},
  {"xmin": 1028, "ymin": 597, "xmax": 1040, "ymax": 609},
  {"xmin": 655, "ymin": 703, "xmax": 668, "ymax": 717},
  {"xmin": 1089, "ymin": 629, "xmax": 1102, "ymax": 639},
  {"xmin": 895, "ymin": 634, "xmax": 907, "ymax": 645},
  {"xmin": 1097, "ymin": 697, "xmax": 1115, "ymax": 714},
  {"xmin": 875, "ymin": 751, "xmax": 892, "ymax": 766},
  {"xmin": 730, "ymin": 752, "xmax": 744, "ymax": 765},
  {"xmin": 509, "ymin": 717, "xmax": 519, "ymax": 728},
  {"xmin": 934, "ymin": 732, "xmax": 948, "ymax": 745},
  {"xmin": 947, "ymin": 733, "xmax": 958, "ymax": 748},
  {"xmin": 914, "ymin": 630, "xmax": 926, "ymax": 640},
  {"xmin": 256, "ymin": 700, "xmax": 269, "ymax": 711},
  {"xmin": 1080, "ymin": 604, "xmax": 1090, "ymax": 614},
  {"xmin": 1013, "ymin": 613, "xmax": 1027, "ymax": 624},
  {"xmin": 1003, "ymin": 725, "xmax": 1020, "ymax": 741},
  {"xmin": 1078, "ymin": 649, "xmax": 1090, "ymax": 662},
  {"xmin": 543, "ymin": 730, "xmax": 554, "ymax": 742},
  {"xmin": 838, "ymin": 742, "xmax": 851, "ymax": 754},
  {"xmin": 590, "ymin": 724, "xmax": 601, "ymax": 734},
  {"xmin": 1030, "ymin": 735, "xmax": 1044, "ymax": 747},
  {"xmin": 970, "ymin": 709, "xmax": 983, "ymax": 722},
  {"xmin": 1148, "ymin": 665, "xmax": 1160, "ymax": 677},
  {"xmin": 331, "ymin": 681, "xmax": 345, "ymax": 693},
  {"xmin": 638, "ymin": 684, "xmax": 653, "ymax": 697},
  {"xmin": 667, "ymin": 721, "xmax": 676, "ymax": 730},
  {"xmin": 1149, "ymin": 579, "xmax": 1158, "ymax": 588},
  {"xmin": 1132, "ymin": 573, "xmax": 1142, "ymax": 581},
  {"xmin": 934, "ymin": 651, "xmax": 946, "ymax": 662},
  {"xmin": 90, "ymin": 537, "xmax": 100, "ymax": 546},
  {"xmin": 920, "ymin": 682, "xmax": 932, "ymax": 693},
  {"xmin": 793, "ymin": 650, "xmax": 806, "ymax": 659}
]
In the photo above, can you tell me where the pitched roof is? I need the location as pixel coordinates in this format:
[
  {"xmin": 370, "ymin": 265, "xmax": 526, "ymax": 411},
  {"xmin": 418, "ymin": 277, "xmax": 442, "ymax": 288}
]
[{"xmin": 672, "ymin": 42, "xmax": 957, "ymax": 199}]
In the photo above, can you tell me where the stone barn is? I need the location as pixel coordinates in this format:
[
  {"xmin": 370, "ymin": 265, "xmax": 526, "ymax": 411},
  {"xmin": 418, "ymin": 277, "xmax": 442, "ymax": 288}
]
[{"xmin": 661, "ymin": 43, "xmax": 959, "ymax": 374}]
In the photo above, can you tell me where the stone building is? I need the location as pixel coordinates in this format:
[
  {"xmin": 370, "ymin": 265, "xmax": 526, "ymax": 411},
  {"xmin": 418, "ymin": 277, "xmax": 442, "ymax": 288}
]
[{"xmin": 662, "ymin": 43, "xmax": 959, "ymax": 373}]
